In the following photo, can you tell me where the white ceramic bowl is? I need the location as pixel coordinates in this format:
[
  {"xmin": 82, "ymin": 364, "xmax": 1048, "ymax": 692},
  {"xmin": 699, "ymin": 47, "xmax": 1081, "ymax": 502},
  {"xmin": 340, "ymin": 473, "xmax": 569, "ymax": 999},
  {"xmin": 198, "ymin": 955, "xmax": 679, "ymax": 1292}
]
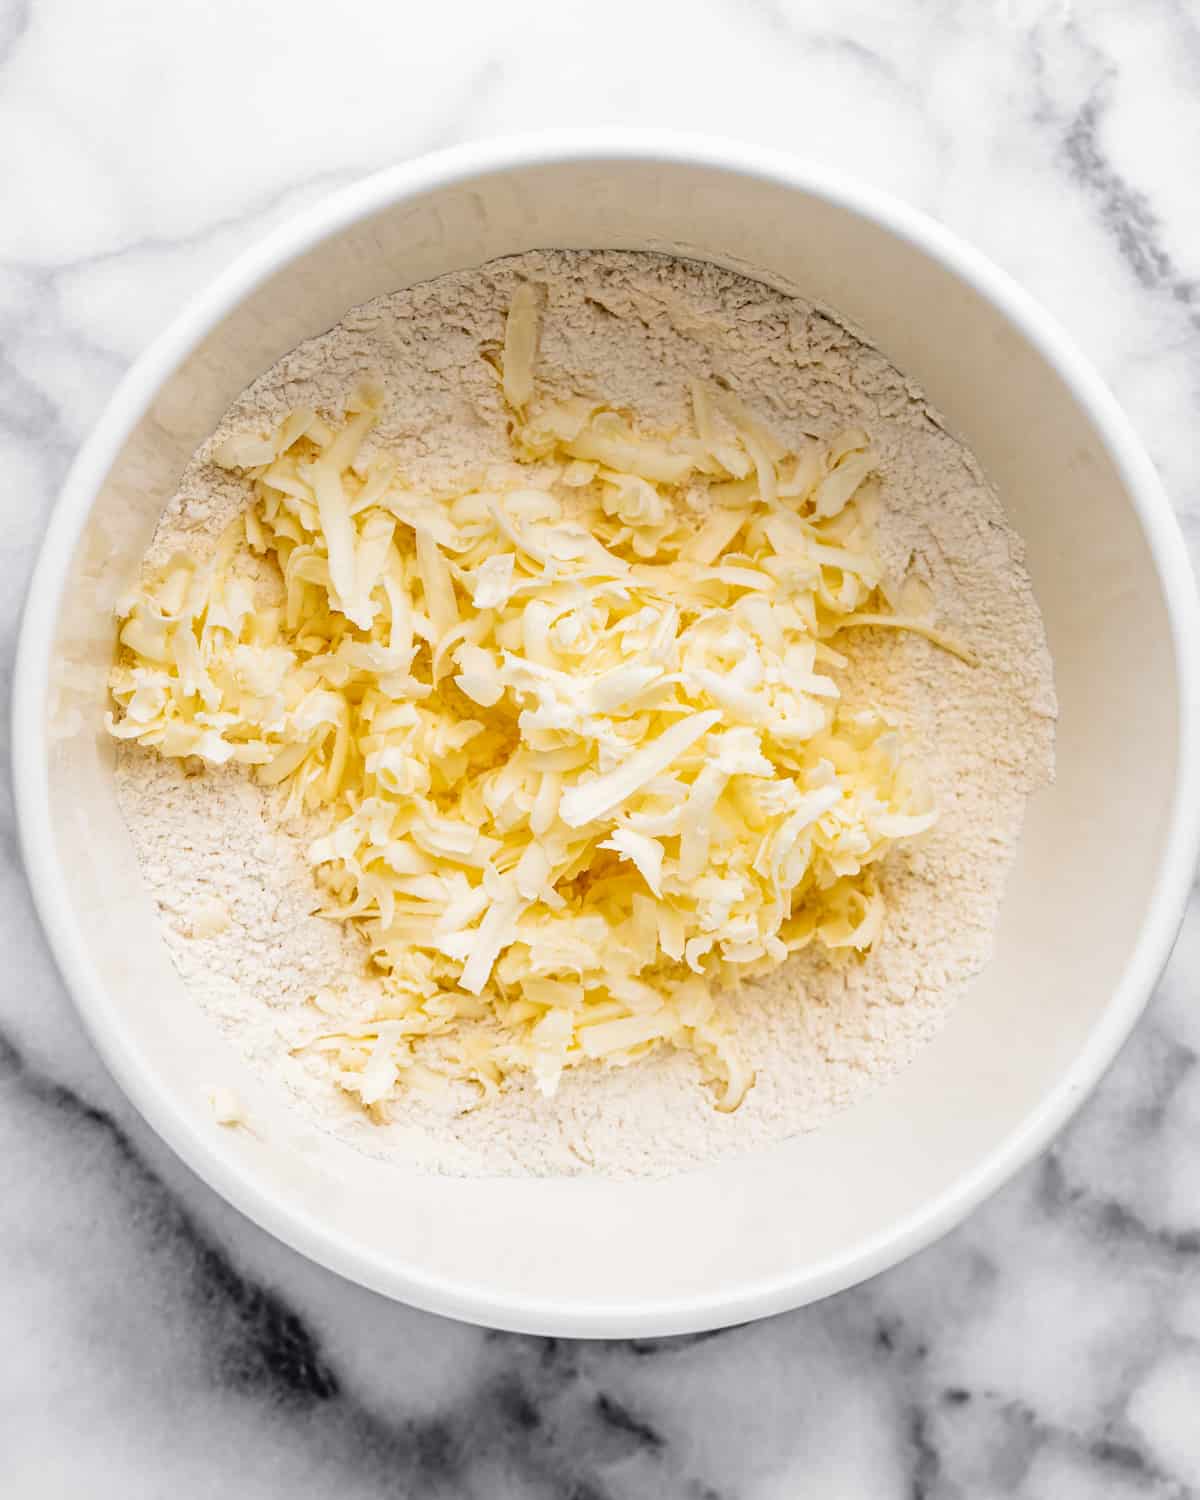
[{"xmin": 15, "ymin": 134, "xmax": 1200, "ymax": 1337}]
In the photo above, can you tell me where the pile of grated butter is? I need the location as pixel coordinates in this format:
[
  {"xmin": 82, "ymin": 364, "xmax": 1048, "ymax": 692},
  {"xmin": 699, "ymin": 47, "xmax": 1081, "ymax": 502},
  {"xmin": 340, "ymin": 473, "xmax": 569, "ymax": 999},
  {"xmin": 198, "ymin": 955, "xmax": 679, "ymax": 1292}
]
[{"xmin": 109, "ymin": 285, "xmax": 965, "ymax": 1115}]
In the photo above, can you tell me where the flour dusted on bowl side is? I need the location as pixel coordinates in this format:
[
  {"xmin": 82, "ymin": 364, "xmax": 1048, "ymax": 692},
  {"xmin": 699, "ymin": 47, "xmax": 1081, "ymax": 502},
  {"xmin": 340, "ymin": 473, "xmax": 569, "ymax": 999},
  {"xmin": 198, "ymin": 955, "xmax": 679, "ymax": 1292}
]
[{"xmin": 113, "ymin": 250, "xmax": 1055, "ymax": 1179}]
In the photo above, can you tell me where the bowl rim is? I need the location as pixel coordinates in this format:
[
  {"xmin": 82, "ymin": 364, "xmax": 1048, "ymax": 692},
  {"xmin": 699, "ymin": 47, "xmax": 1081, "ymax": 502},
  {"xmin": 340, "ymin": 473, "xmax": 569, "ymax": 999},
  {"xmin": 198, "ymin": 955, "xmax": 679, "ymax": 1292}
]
[{"xmin": 13, "ymin": 130, "xmax": 1200, "ymax": 1337}]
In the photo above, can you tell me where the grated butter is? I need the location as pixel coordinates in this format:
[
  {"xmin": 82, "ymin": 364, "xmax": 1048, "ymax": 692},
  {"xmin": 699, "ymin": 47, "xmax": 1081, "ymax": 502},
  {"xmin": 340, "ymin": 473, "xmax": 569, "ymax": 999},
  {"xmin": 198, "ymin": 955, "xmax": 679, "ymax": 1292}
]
[{"xmin": 109, "ymin": 288, "xmax": 954, "ymax": 1114}]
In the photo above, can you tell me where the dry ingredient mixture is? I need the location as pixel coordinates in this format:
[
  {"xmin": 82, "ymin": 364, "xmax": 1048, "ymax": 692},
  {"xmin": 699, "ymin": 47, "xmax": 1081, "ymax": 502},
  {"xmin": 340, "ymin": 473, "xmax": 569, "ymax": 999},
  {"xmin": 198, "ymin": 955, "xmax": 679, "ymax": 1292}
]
[{"xmin": 113, "ymin": 251, "xmax": 1055, "ymax": 1178}]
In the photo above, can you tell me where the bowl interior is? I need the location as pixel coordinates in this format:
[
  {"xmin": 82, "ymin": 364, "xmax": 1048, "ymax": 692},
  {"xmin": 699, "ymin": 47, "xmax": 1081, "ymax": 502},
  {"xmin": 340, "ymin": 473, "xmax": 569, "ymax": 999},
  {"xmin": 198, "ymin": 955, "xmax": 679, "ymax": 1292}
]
[{"xmin": 30, "ymin": 153, "xmax": 1184, "ymax": 1334}]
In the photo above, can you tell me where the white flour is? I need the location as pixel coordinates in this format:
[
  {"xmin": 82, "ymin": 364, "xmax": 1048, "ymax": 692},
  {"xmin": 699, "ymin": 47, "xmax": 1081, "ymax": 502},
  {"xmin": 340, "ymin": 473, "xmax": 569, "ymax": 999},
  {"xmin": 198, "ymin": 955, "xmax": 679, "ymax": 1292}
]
[{"xmin": 115, "ymin": 250, "xmax": 1056, "ymax": 1179}]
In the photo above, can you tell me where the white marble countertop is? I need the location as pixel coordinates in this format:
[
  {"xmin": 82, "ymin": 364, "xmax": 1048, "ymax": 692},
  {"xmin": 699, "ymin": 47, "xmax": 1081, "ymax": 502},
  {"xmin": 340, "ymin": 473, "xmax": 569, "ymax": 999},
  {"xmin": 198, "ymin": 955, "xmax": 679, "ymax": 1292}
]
[{"xmin": 4, "ymin": 0, "xmax": 1200, "ymax": 1492}]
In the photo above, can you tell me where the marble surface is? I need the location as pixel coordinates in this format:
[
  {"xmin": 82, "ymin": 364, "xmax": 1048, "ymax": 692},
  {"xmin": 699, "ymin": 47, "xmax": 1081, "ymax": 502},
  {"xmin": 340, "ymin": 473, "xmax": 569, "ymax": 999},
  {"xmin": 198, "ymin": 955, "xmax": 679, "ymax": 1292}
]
[{"xmin": 3, "ymin": 0, "xmax": 1200, "ymax": 1492}]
